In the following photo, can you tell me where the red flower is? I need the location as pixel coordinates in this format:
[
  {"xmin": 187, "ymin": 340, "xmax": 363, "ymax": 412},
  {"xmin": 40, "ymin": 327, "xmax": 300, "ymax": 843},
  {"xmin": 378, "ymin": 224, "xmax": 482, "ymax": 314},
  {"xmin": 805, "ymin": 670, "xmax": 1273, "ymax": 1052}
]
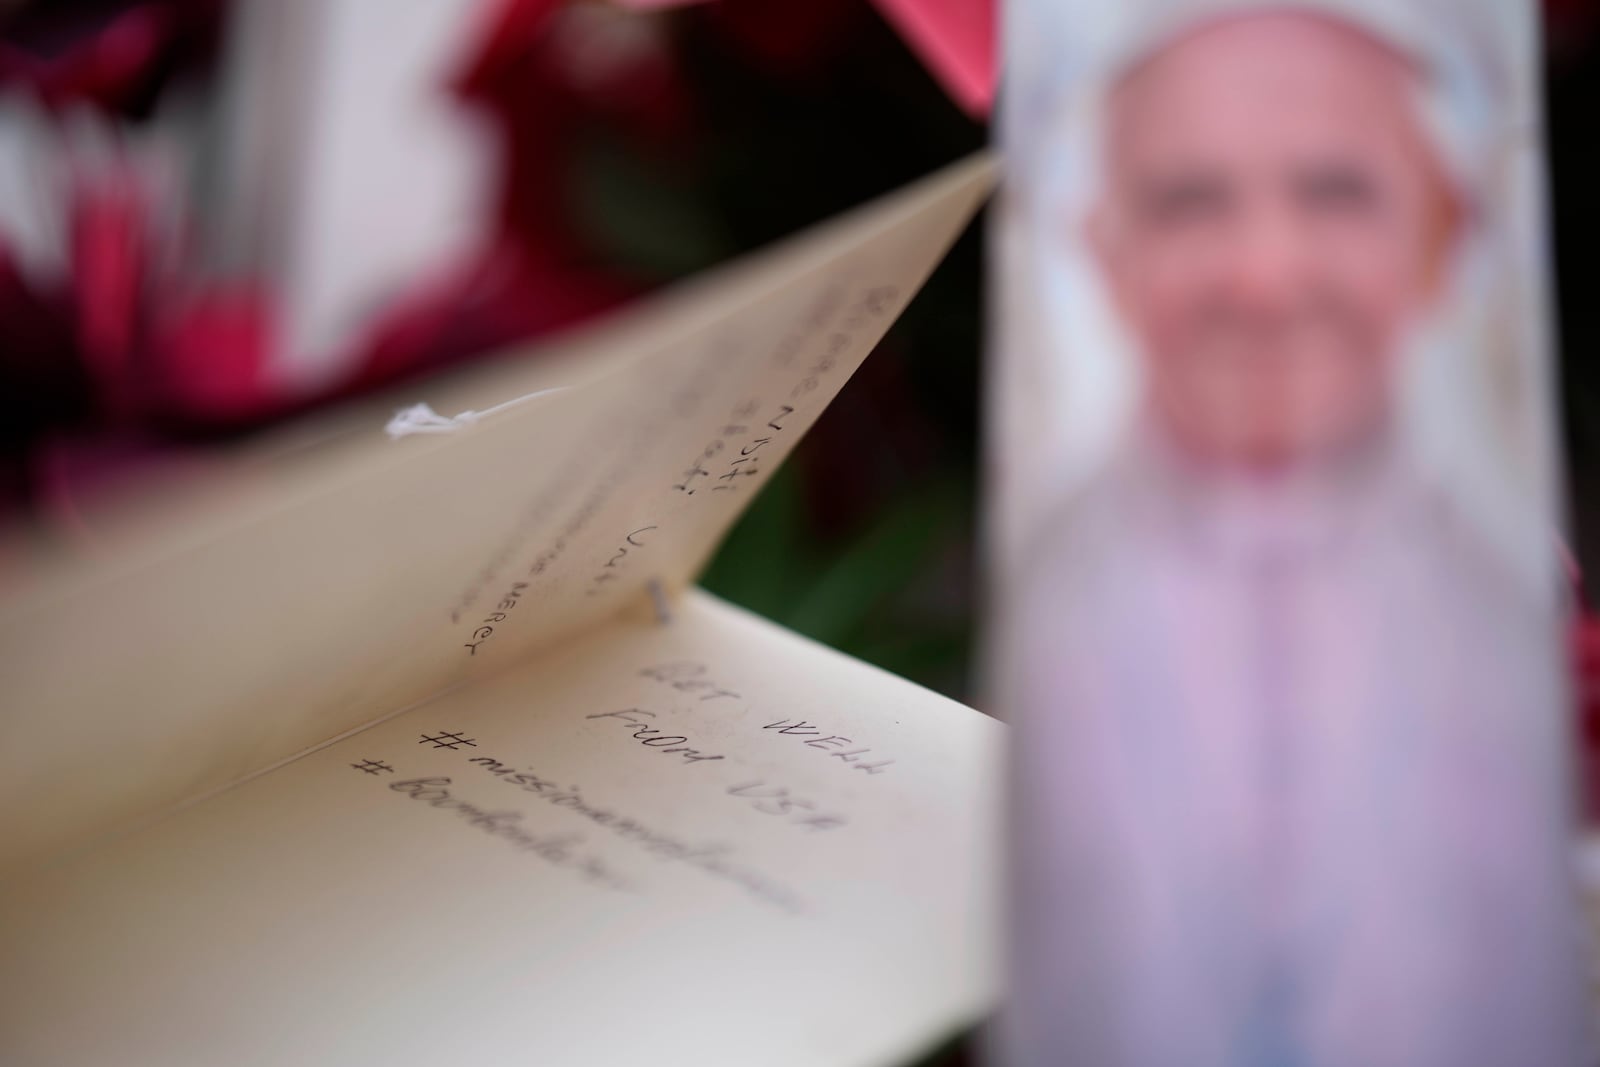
[
  {"xmin": 0, "ymin": 2, "xmax": 219, "ymax": 118},
  {"xmin": 454, "ymin": 0, "xmax": 696, "ymax": 252},
  {"xmin": 1573, "ymin": 606, "xmax": 1600, "ymax": 821}
]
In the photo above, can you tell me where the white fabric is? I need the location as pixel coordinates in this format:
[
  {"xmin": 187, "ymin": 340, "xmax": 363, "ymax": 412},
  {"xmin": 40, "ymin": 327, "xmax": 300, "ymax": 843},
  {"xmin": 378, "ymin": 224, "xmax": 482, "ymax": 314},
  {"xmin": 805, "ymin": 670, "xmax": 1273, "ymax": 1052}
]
[{"xmin": 1001, "ymin": 434, "xmax": 1587, "ymax": 1066}]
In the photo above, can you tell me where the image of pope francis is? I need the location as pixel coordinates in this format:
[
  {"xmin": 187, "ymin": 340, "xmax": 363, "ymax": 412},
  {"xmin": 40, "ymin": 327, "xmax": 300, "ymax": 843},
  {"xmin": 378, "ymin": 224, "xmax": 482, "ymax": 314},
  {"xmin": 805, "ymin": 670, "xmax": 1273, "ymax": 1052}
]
[{"xmin": 1000, "ymin": 6, "xmax": 1586, "ymax": 1067}]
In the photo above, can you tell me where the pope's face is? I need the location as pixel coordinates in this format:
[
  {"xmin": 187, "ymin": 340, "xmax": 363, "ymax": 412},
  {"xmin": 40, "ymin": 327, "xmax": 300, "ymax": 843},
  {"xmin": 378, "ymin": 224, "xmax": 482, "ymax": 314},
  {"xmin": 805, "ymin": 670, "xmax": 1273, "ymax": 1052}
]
[{"xmin": 1092, "ymin": 13, "xmax": 1460, "ymax": 469}]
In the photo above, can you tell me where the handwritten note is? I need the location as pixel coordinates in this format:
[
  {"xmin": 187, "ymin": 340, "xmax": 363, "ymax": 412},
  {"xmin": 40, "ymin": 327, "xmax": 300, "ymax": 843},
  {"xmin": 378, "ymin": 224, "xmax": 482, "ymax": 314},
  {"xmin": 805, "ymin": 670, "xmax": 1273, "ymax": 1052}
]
[
  {"xmin": 0, "ymin": 156, "xmax": 994, "ymax": 882},
  {"xmin": 0, "ymin": 592, "xmax": 1001, "ymax": 1067}
]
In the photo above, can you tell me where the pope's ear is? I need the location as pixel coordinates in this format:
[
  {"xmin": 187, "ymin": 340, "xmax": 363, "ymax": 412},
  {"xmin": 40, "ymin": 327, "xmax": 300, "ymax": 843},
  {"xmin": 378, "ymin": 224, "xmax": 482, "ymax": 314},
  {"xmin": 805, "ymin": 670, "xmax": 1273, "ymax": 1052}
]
[{"xmin": 1421, "ymin": 180, "xmax": 1467, "ymax": 303}]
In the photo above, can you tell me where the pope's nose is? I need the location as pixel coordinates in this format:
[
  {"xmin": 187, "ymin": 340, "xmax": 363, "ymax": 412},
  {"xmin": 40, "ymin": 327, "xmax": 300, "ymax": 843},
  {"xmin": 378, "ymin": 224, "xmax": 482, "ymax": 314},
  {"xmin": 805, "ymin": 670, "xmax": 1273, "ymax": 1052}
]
[{"xmin": 1215, "ymin": 204, "xmax": 1311, "ymax": 321}]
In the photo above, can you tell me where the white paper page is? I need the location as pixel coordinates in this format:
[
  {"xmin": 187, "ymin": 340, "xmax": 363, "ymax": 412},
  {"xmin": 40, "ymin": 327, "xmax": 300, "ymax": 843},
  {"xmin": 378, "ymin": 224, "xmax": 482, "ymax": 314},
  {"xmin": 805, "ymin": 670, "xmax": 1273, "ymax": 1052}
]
[
  {"xmin": 0, "ymin": 154, "xmax": 993, "ymax": 880},
  {"xmin": 0, "ymin": 590, "xmax": 1001, "ymax": 1067}
]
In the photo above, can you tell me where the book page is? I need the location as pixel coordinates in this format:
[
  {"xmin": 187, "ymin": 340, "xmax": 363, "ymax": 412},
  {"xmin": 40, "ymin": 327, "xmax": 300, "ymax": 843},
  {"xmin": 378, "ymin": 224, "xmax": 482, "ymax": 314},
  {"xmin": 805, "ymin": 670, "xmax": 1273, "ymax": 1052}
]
[
  {"xmin": 0, "ymin": 154, "xmax": 993, "ymax": 880},
  {"xmin": 0, "ymin": 590, "xmax": 1001, "ymax": 1067}
]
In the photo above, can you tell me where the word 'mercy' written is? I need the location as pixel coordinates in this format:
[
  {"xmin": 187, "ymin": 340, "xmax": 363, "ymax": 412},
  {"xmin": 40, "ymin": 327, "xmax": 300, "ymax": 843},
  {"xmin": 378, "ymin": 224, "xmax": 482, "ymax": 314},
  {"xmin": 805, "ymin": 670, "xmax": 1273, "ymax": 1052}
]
[
  {"xmin": 448, "ymin": 466, "xmax": 579, "ymax": 625},
  {"xmin": 761, "ymin": 719, "xmax": 894, "ymax": 775},
  {"xmin": 460, "ymin": 475, "xmax": 618, "ymax": 656},
  {"xmin": 463, "ymin": 582, "xmax": 527, "ymax": 657},
  {"xmin": 460, "ymin": 389, "xmax": 677, "ymax": 658}
]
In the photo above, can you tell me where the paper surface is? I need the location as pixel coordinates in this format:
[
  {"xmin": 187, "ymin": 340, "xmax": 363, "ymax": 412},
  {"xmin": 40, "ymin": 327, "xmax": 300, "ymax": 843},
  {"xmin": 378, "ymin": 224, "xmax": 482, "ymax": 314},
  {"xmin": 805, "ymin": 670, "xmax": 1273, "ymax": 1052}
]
[
  {"xmin": 0, "ymin": 590, "xmax": 1001, "ymax": 1067},
  {"xmin": 0, "ymin": 154, "xmax": 993, "ymax": 881}
]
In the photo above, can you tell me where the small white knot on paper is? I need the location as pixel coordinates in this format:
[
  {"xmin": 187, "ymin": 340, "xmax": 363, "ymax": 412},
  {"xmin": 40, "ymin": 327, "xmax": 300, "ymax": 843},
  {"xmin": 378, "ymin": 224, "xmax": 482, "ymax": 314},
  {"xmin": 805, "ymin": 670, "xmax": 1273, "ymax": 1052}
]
[
  {"xmin": 384, "ymin": 387, "xmax": 568, "ymax": 440},
  {"xmin": 384, "ymin": 403, "xmax": 479, "ymax": 439}
]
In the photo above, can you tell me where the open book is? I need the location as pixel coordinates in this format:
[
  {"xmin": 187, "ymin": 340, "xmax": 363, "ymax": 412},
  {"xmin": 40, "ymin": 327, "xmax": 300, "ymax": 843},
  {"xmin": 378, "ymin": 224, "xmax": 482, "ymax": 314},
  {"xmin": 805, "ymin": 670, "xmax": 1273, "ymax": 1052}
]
[{"xmin": 0, "ymin": 156, "xmax": 1000, "ymax": 1066}]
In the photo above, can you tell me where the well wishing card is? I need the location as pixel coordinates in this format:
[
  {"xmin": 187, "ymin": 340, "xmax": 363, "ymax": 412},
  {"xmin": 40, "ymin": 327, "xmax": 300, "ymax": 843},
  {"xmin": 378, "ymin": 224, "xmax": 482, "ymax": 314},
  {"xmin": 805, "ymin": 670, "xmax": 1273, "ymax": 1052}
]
[{"xmin": 0, "ymin": 154, "xmax": 999, "ymax": 1067}]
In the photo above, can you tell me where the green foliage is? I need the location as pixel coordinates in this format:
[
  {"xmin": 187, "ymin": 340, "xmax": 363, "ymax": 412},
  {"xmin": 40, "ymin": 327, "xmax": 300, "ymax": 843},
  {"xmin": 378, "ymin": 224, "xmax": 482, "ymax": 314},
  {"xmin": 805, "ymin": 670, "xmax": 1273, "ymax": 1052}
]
[
  {"xmin": 699, "ymin": 461, "xmax": 976, "ymax": 700},
  {"xmin": 569, "ymin": 5, "xmax": 988, "ymax": 706}
]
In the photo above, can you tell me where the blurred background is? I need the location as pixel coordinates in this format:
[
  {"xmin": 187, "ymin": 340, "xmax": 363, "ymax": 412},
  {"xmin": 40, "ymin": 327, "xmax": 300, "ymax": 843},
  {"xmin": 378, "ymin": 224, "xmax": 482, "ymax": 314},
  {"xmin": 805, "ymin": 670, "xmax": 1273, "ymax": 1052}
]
[
  {"xmin": 0, "ymin": 0, "xmax": 987, "ymax": 703},
  {"xmin": 0, "ymin": 3, "xmax": 1597, "ymax": 1063},
  {"xmin": 3, "ymin": 0, "xmax": 1600, "ymax": 719}
]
